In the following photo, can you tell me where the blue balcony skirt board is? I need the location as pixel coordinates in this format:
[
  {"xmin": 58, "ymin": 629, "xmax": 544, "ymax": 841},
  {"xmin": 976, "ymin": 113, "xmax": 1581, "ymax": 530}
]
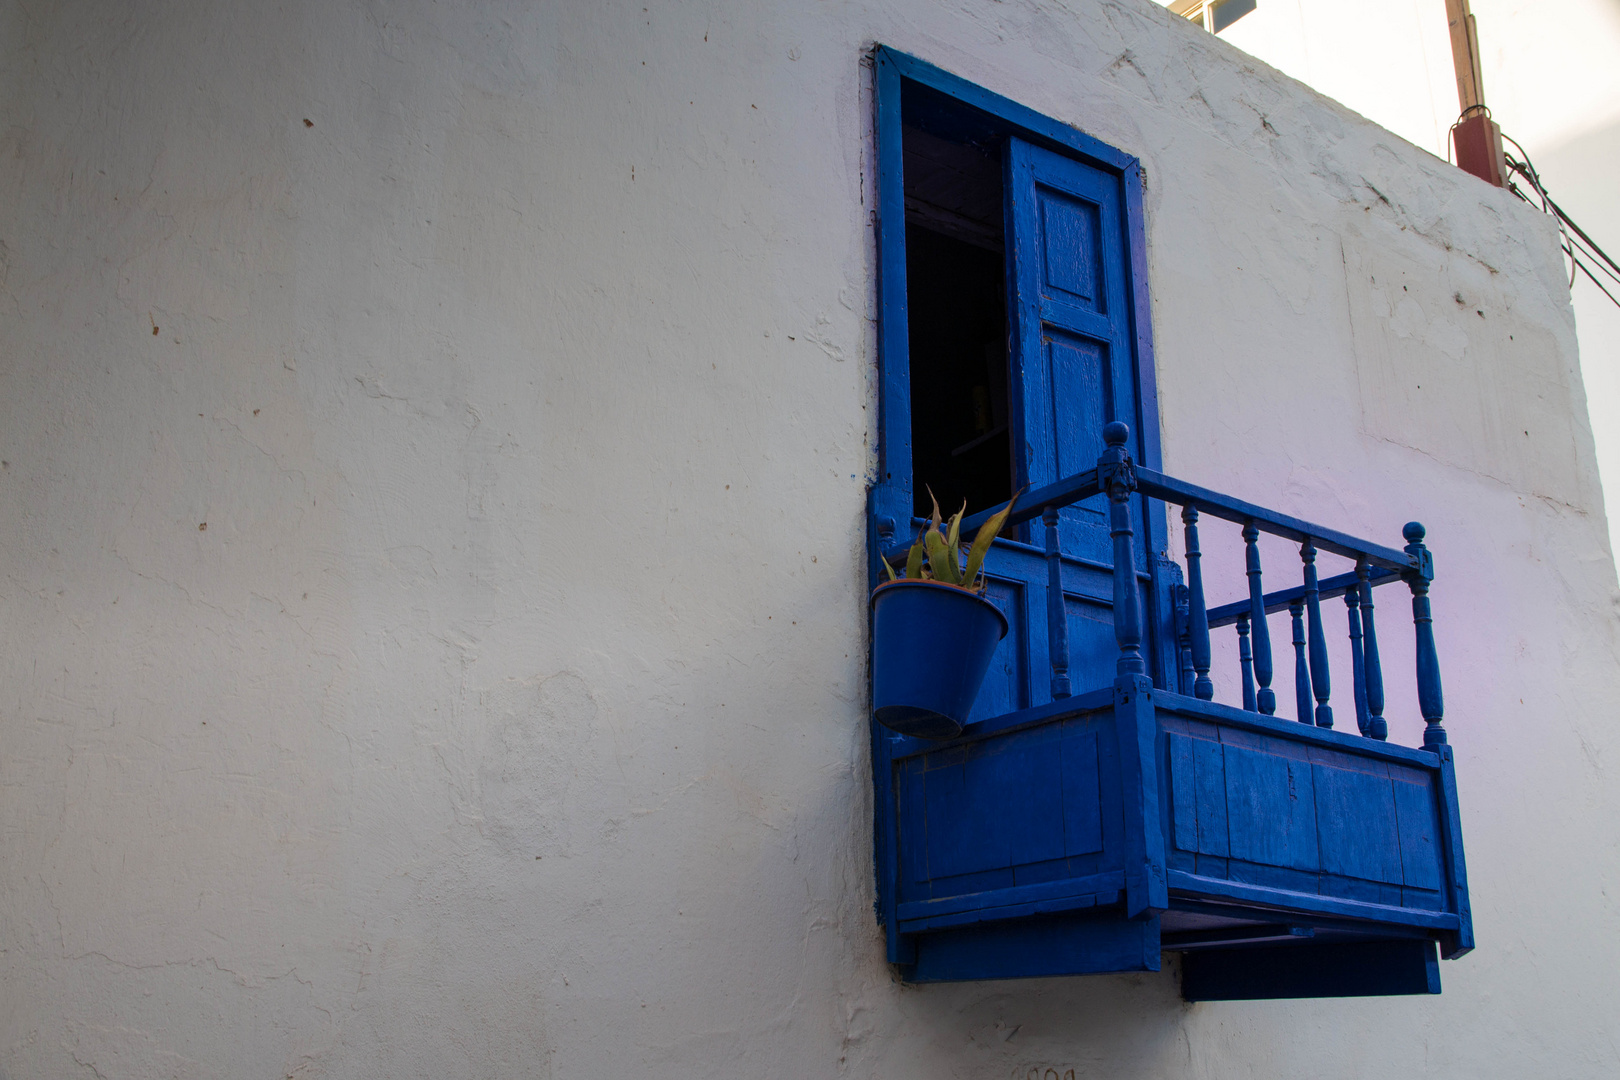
[
  {"xmin": 883, "ymin": 687, "xmax": 1472, "ymax": 998},
  {"xmin": 902, "ymin": 911, "xmax": 1162, "ymax": 984}
]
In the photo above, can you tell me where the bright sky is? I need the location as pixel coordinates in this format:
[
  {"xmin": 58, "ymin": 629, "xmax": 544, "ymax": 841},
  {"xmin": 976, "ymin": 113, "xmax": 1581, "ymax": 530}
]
[{"xmin": 1173, "ymin": 0, "xmax": 1620, "ymax": 156}]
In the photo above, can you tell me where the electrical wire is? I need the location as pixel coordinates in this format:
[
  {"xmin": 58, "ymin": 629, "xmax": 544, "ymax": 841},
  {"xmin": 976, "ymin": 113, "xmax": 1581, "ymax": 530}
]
[{"xmin": 1491, "ymin": 127, "xmax": 1620, "ymax": 310}]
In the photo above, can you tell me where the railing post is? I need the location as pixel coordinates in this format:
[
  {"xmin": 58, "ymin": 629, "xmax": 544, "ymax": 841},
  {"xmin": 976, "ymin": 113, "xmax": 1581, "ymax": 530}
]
[
  {"xmin": 1237, "ymin": 614, "xmax": 1257, "ymax": 712},
  {"xmin": 1290, "ymin": 599, "xmax": 1312, "ymax": 724},
  {"xmin": 1101, "ymin": 423, "xmax": 1145, "ymax": 678},
  {"xmin": 1181, "ymin": 505, "xmax": 1214, "ymax": 700},
  {"xmin": 1404, "ymin": 522, "xmax": 1446, "ymax": 749},
  {"xmin": 1172, "ymin": 584, "xmax": 1195, "ymax": 696},
  {"xmin": 1044, "ymin": 506, "xmax": 1071, "ymax": 700},
  {"xmin": 1346, "ymin": 590, "xmax": 1369, "ymax": 735},
  {"xmin": 1243, "ymin": 523, "xmax": 1276, "ymax": 715},
  {"xmin": 1357, "ymin": 560, "xmax": 1388, "ymax": 741},
  {"xmin": 1300, "ymin": 539, "xmax": 1333, "ymax": 728}
]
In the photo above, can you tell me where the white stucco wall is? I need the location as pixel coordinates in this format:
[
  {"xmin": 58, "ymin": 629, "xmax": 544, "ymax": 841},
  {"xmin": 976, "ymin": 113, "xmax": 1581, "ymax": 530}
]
[
  {"xmin": 2, "ymin": 1, "xmax": 1617, "ymax": 1077},
  {"xmin": 1179, "ymin": 0, "xmax": 1620, "ymax": 573}
]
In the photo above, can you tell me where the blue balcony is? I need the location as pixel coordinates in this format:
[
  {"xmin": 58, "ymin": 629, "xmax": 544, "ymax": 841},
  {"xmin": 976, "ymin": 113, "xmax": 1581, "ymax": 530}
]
[{"xmin": 870, "ymin": 424, "xmax": 1472, "ymax": 1000}]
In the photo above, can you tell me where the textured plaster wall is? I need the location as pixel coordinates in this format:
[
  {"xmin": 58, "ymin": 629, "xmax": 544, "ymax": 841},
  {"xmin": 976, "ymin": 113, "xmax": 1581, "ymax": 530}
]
[
  {"xmin": 1, "ymin": 1, "xmax": 1616, "ymax": 1077},
  {"xmin": 1198, "ymin": 0, "xmax": 1620, "ymax": 580}
]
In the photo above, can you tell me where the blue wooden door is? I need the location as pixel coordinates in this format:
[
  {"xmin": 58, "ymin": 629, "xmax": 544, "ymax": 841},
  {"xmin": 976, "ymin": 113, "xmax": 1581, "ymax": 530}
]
[
  {"xmin": 962, "ymin": 137, "xmax": 1156, "ymax": 718},
  {"xmin": 1007, "ymin": 138, "xmax": 1145, "ymax": 565}
]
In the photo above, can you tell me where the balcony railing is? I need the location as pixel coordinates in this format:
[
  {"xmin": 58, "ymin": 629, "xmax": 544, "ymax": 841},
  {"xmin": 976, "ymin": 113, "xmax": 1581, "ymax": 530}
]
[
  {"xmin": 948, "ymin": 421, "xmax": 1445, "ymax": 752},
  {"xmin": 872, "ymin": 421, "xmax": 1471, "ymax": 995}
]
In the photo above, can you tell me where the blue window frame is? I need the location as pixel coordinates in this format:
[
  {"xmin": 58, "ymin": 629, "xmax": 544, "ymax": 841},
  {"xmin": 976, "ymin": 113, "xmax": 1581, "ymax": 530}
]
[
  {"xmin": 867, "ymin": 48, "xmax": 1178, "ymax": 964},
  {"xmin": 870, "ymin": 49, "xmax": 1176, "ymax": 707}
]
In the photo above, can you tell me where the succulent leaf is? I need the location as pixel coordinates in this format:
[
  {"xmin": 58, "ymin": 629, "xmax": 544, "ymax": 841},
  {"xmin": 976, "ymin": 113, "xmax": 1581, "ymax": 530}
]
[
  {"xmin": 925, "ymin": 525, "xmax": 960, "ymax": 585},
  {"xmin": 962, "ymin": 493, "xmax": 1019, "ymax": 590},
  {"xmin": 945, "ymin": 500, "xmax": 965, "ymax": 555},
  {"xmin": 905, "ymin": 539, "xmax": 925, "ymax": 580}
]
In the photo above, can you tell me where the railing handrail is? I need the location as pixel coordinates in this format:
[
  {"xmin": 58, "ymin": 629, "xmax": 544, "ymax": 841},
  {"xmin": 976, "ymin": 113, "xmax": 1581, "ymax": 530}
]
[{"xmin": 943, "ymin": 469, "xmax": 1422, "ymax": 579}]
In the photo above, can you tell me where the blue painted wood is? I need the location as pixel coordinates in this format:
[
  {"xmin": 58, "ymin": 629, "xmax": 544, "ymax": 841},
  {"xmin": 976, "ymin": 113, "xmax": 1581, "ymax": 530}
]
[
  {"xmin": 1181, "ymin": 940, "xmax": 1440, "ymax": 1001},
  {"xmin": 906, "ymin": 912, "xmax": 1160, "ymax": 982},
  {"xmin": 954, "ymin": 468, "xmax": 1100, "ymax": 540},
  {"xmin": 889, "ymin": 681, "xmax": 1469, "ymax": 985},
  {"xmin": 1315, "ymin": 762, "xmax": 1403, "ymax": 884},
  {"xmin": 966, "ymin": 577, "xmax": 1028, "ymax": 724},
  {"xmin": 1166, "ymin": 869, "xmax": 1461, "ymax": 931},
  {"xmin": 1135, "ymin": 468, "xmax": 1418, "ymax": 572},
  {"xmin": 1157, "ymin": 687, "xmax": 1445, "ymax": 768},
  {"xmin": 868, "ymin": 50, "xmax": 1470, "ymax": 989},
  {"xmin": 1121, "ymin": 162, "xmax": 1162, "ymax": 478},
  {"xmin": 872, "ymin": 51, "xmax": 913, "ymax": 539},
  {"xmin": 1300, "ymin": 540, "xmax": 1334, "ymax": 728},
  {"xmin": 1101, "ymin": 425, "xmax": 1146, "ymax": 677},
  {"xmin": 1357, "ymin": 560, "xmax": 1389, "ymax": 741},
  {"xmin": 1243, "ymin": 523, "xmax": 1277, "ymax": 714},
  {"xmin": 1404, "ymin": 523, "xmax": 1447, "ymax": 749},
  {"xmin": 1121, "ymin": 164, "xmax": 1181, "ymax": 699},
  {"xmin": 1434, "ymin": 744, "xmax": 1475, "ymax": 958},
  {"xmin": 957, "ymin": 468, "xmax": 1419, "ymax": 602},
  {"xmin": 1290, "ymin": 599, "xmax": 1312, "ymax": 725},
  {"xmin": 891, "ymin": 687, "xmax": 1115, "ymax": 759},
  {"xmin": 921, "ymin": 729, "xmax": 1066, "ymax": 881},
  {"xmin": 1163, "ymin": 924, "xmax": 1315, "ymax": 949},
  {"xmin": 1172, "ymin": 583, "xmax": 1195, "ymax": 695},
  {"xmin": 1223, "ymin": 739, "xmax": 1319, "ymax": 872},
  {"xmin": 1207, "ymin": 565, "xmax": 1403, "ymax": 626},
  {"xmin": 1181, "ymin": 505, "xmax": 1214, "ymax": 699},
  {"xmin": 1390, "ymin": 777, "xmax": 1443, "ymax": 893},
  {"xmin": 867, "ymin": 55, "xmax": 1166, "ymax": 971},
  {"xmin": 877, "ymin": 49, "xmax": 1136, "ymax": 173},
  {"xmin": 1043, "ymin": 507, "xmax": 1072, "ymax": 700},
  {"xmin": 897, "ymin": 872, "xmax": 1125, "ymax": 932},
  {"xmin": 1115, "ymin": 674, "xmax": 1167, "ymax": 917},
  {"xmin": 1060, "ymin": 729, "xmax": 1106, "ymax": 856},
  {"xmin": 1236, "ymin": 614, "xmax": 1257, "ymax": 712},
  {"xmin": 866, "ymin": 492, "xmax": 916, "ymax": 965},
  {"xmin": 1346, "ymin": 590, "xmax": 1370, "ymax": 736},
  {"xmin": 868, "ymin": 58, "xmax": 914, "ymax": 967},
  {"xmin": 1167, "ymin": 733, "xmax": 1229, "ymax": 857},
  {"xmin": 1008, "ymin": 140, "xmax": 1139, "ymax": 568}
]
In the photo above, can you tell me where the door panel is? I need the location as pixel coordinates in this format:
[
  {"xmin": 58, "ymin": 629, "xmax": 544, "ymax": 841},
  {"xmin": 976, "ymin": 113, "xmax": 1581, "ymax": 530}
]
[{"xmin": 998, "ymin": 136, "xmax": 1155, "ymax": 699}]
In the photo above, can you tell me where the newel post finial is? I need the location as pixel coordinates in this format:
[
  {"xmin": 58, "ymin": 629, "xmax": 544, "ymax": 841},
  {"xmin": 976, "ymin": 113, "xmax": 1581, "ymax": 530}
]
[
  {"xmin": 1404, "ymin": 522, "xmax": 1446, "ymax": 749},
  {"xmin": 1103, "ymin": 420, "xmax": 1130, "ymax": 452}
]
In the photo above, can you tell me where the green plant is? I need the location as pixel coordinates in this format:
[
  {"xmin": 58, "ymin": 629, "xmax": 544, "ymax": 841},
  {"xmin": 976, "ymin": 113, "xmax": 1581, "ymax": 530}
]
[{"xmin": 881, "ymin": 489, "xmax": 1018, "ymax": 592}]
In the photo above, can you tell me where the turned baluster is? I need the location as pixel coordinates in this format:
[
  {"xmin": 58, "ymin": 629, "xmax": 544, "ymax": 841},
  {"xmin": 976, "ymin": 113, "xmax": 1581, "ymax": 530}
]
[
  {"xmin": 1102, "ymin": 423, "xmax": 1145, "ymax": 677},
  {"xmin": 1173, "ymin": 585, "xmax": 1196, "ymax": 696},
  {"xmin": 1346, "ymin": 590, "xmax": 1369, "ymax": 735},
  {"xmin": 1357, "ymin": 560, "xmax": 1388, "ymax": 741},
  {"xmin": 1181, "ymin": 505, "xmax": 1214, "ymax": 700},
  {"xmin": 1243, "ymin": 523, "xmax": 1277, "ymax": 715},
  {"xmin": 1404, "ymin": 522, "xmax": 1446, "ymax": 749},
  {"xmin": 1290, "ymin": 599, "xmax": 1312, "ymax": 724},
  {"xmin": 1237, "ymin": 614, "xmax": 1257, "ymax": 712},
  {"xmin": 1300, "ymin": 539, "xmax": 1333, "ymax": 728},
  {"xmin": 1044, "ymin": 506, "xmax": 1071, "ymax": 700}
]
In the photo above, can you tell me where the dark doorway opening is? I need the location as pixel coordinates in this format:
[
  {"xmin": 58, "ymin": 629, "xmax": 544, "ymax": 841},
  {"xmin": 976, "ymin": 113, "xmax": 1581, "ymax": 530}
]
[{"xmin": 903, "ymin": 124, "xmax": 1012, "ymax": 522}]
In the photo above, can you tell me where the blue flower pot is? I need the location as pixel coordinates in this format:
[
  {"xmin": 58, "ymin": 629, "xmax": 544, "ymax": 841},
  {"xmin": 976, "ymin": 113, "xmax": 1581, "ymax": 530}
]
[{"xmin": 870, "ymin": 579, "xmax": 1009, "ymax": 739}]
